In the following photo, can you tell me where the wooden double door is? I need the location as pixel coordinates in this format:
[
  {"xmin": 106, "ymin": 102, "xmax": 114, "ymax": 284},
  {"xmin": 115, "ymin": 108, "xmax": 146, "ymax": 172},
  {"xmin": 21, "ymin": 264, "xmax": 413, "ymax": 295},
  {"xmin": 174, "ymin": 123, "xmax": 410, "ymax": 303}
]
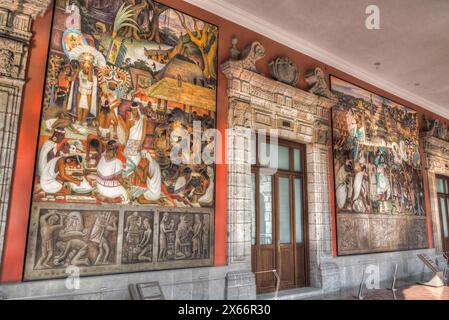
[{"xmin": 251, "ymin": 139, "xmax": 308, "ymax": 294}]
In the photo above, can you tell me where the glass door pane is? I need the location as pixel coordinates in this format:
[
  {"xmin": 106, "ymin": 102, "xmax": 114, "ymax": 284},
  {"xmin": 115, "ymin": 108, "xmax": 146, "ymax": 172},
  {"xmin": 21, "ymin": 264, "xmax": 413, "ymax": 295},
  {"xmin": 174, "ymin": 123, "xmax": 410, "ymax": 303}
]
[
  {"xmin": 294, "ymin": 178, "xmax": 303, "ymax": 244},
  {"xmin": 277, "ymin": 146, "xmax": 290, "ymax": 170},
  {"xmin": 443, "ymin": 198, "xmax": 449, "ymax": 239},
  {"xmin": 278, "ymin": 177, "xmax": 291, "ymax": 244},
  {"xmin": 259, "ymin": 175, "xmax": 273, "ymax": 245},
  {"xmin": 251, "ymin": 173, "xmax": 256, "ymax": 245},
  {"xmin": 437, "ymin": 178, "xmax": 445, "ymax": 194},
  {"xmin": 293, "ymin": 149, "xmax": 301, "ymax": 172}
]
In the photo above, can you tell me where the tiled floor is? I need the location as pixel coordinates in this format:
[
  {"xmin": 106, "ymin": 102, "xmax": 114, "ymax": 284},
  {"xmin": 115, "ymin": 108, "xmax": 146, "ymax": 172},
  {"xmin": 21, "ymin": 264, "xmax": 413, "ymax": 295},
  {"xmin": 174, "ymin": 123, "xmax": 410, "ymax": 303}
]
[
  {"xmin": 364, "ymin": 285, "xmax": 449, "ymax": 300},
  {"xmin": 316, "ymin": 284, "xmax": 449, "ymax": 300}
]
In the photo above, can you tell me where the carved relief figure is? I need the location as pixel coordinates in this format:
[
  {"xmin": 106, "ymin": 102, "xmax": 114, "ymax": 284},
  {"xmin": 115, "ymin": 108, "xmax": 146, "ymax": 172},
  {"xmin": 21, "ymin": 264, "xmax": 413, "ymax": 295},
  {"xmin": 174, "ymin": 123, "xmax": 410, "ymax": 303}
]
[
  {"xmin": 192, "ymin": 214, "xmax": 203, "ymax": 258},
  {"xmin": 158, "ymin": 212, "xmax": 174, "ymax": 261},
  {"xmin": 157, "ymin": 212, "xmax": 210, "ymax": 261},
  {"xmin": 90, "ymin": 212, "xmax": 118, "ymax": 265},
  {"xmin": 123, "ymin": 211, "xmax": 141, "ymax": 263},
  {"xmin": 33, "ymin": 209, "xmax": 119, "ymax": 271},
  {"xmin": 35, "ymin": 210, "xmax": 65, "ymax": 269},
  {"xmin": 230, "ymin": 39, "xmax": 265, "ymax": 73},
  {"xmin": 201, "ymin": 215, "xmax": 210, "ymax": 258},
  {"xmin": 305, "ymin": 67, "xmax": 335, "ymax": 99},
  {"xmin": 137, "ymin": 217, "xmax": 153, "ymax": 262},
  {"xmin": 423, "ymin": 117, "xmax": 449, "ymax": 141},
  {"xmin": 174, "ymin": 215, "xmax": 193, "ymax": 259}
]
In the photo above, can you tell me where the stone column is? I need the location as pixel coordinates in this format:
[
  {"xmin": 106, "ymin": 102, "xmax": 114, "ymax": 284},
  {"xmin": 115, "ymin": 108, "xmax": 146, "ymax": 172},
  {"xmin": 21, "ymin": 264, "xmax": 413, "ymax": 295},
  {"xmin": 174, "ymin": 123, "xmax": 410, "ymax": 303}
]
[
  {"xmin": 225, "ymin": 98, "xmax": 256, "ymax": 300},
  {"xmin": 422, "ymin": 134, "xmax": 449, "ymax": 258},
  {"xmin": 0, "ymin": 0, "xmax": 51, "ymax": 267},
  {"xmin": 306, "ymin": 121, "xmax": 340, "ymax": 291},
  {"xmin": 306, "ymin": 143, "xmax": 335, "ymax": 288}
]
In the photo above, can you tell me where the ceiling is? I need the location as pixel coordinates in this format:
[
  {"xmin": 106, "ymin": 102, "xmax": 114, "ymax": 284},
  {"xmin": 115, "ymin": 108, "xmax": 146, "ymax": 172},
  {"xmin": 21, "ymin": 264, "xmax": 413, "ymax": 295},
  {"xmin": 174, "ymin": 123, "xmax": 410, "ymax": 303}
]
[{"xmin": 186, "ymin": 0, "xmax": 449, "ymax": 118}]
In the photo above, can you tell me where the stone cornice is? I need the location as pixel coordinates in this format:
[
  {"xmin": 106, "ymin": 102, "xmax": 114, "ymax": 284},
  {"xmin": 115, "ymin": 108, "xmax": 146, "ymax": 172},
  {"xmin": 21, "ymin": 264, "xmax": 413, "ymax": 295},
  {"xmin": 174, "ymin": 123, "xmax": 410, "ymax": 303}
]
[
  {"xmin": 221, "ymin": 60, "xmax": 336, "ymax": 111},
  {"xmin": 0, "ymin": 0, "xmax": 51, "ymax": 19},
  {"xmin": 0, "ymin": 25, "xmax": 32, "ymax": 42},
  {"xmin": 423, "ymin": 134, "xmax": 449, "ymax": 160},
  {"xmin": 222, "ymin": 55, "xmax": 333, "ymax": 146}
]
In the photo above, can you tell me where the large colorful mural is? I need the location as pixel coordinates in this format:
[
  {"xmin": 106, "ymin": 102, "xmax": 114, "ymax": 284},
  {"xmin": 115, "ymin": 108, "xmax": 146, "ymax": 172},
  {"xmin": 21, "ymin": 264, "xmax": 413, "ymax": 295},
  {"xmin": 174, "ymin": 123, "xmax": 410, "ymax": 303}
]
[
  {"xmin": 331, "ymin": 76, "xmax": 428, "ymax": 255},
  {"xmin": 25, "ymin": 0, "xmax": 217, "ymax": 280}
]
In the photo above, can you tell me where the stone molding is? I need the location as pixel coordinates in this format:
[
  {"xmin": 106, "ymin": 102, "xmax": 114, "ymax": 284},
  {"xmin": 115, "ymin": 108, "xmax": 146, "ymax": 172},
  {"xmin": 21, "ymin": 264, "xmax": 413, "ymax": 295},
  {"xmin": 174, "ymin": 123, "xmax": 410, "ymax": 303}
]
[
  {"xmin": 0, "ymin": 0, "xmax": 51, "ymax": 19},
  {"xmin": 0, "ymin": 0, "xmax": 52, "ymax": 271},
  {"xmin": 423, "ymin": 134, "xmax": 449, "ymax": 174},
  {"xmin": 422, "ymin": 133, "xmax": 449, "ymax": 254}
]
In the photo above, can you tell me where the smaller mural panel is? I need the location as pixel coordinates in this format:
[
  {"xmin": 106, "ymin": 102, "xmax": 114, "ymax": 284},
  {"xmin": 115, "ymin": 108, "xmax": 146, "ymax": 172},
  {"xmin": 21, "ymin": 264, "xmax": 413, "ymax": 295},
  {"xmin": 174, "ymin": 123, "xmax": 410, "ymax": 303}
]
[{"xmin": 24, "ymin": 204, "xmax": 213, "ymax": 280}]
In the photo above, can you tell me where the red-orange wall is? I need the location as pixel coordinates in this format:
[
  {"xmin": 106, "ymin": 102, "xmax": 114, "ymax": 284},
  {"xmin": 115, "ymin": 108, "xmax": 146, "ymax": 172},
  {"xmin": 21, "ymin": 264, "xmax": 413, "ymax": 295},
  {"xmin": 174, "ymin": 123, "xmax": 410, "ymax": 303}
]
[{"xmin": 0, "ymin": 0, "xmax": 443, "ymax": 282}]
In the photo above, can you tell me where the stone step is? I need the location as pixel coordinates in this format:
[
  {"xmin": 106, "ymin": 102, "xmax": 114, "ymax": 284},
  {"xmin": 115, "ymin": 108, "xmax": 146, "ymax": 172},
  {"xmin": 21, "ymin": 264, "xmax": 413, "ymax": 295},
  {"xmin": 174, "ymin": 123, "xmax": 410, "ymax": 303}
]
[{"xmin": 256, "ymin": 287, "xmax": 324, "ymax": 300}]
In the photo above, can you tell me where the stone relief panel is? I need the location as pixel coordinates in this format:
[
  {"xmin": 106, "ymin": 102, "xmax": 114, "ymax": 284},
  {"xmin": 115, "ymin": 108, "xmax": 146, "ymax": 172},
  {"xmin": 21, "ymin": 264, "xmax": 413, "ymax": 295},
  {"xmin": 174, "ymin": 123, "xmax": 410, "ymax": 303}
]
[
  {"xmin": 0, "ymin": 38, "xmax": 24, "ymax": 79},
  {"xmin": 26, "ymin": 207, "xmax": 119, "ymax": 276},
  {"xmin": 337, "ymin": 216, "xmax": 370, "ymax": 253},
  {"xmin": 337, "ymin": 214, "xmax": 428, "ymax": 255},
  {"xmin": 370, "ymin": 217, "xmax": 408, "ymax": 251},
  {"xmin": 158, "ymin": 211, "xmax": 210, "ymax": 262},
  {"xmin": 122, "ymin": 210, "xmax": 154, "ymax": 264},
  {"xmin": 408, "ymin": 218, "xmax": 429, "ymax": 249},
  {"xmin": 24, "ymin": 204, "xmax": 213, "ymax": 280}
]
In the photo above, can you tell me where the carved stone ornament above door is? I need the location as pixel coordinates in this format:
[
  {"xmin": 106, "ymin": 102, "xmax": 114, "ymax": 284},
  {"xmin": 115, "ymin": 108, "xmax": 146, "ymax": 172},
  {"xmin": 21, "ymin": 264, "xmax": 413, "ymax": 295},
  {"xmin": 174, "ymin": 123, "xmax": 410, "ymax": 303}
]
[
  {"xmin": 223, "ymin": 40, "xmax": 335, "ymax": 145},
  {"xmin": 268, "ymin": 56, "xmax": 299, "ymax": 86}
]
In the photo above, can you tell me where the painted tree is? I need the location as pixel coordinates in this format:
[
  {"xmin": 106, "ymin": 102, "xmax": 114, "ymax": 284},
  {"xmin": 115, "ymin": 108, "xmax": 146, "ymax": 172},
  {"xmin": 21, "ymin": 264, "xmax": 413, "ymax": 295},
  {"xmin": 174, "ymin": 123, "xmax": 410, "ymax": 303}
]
[
  {"xmin": 119, "ymin": 0, "xmax": 146, "ymax": 40},
  {"xmin": 112, "ymin": 3, "xmax": 139, "ymax": 38},
  {"xmin": 175, "ymin": 11, "xmax": 218, "ymax": 80},
  {"xmin": 146, "ymin": 0, "xmax": 169, "ymax": 43}
]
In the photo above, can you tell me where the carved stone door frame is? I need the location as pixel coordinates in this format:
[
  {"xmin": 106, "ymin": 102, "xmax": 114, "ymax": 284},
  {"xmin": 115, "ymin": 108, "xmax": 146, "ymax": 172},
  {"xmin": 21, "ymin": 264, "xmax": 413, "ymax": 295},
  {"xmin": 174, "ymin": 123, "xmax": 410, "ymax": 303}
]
[
  {"xmin": 221, "ymin": 44, "xmax": 335, "ymax": 295},
  {"xmin": 423, "ymin": 134, "xmax": 449, "ymax": 256}
]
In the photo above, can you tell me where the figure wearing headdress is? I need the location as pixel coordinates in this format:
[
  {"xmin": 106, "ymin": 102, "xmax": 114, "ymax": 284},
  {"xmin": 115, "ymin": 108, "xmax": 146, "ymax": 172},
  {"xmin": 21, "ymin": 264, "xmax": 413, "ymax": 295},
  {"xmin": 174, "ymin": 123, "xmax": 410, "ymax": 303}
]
[
  {"xmin": 123, "ymin": 102, "xmax": 147, "ymax": 177},
  {"xmin": 67, "ymin": 52, "xmax": 98, "ymax": 127},
  {"xmin": 38, "ymin": 127, "xmax": 66, "ymax": 177},
  {"xmin": 95, "ymin": 140, "xmax": 129, "ymax": 204}
]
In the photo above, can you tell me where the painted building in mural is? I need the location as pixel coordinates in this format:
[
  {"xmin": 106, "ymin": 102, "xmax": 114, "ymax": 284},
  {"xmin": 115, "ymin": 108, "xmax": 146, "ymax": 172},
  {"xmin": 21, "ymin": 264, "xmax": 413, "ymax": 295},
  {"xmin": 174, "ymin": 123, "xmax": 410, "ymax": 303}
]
[{"xmin": 0, "ymin": 0, "xmax": 448, "ymax": 300}]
